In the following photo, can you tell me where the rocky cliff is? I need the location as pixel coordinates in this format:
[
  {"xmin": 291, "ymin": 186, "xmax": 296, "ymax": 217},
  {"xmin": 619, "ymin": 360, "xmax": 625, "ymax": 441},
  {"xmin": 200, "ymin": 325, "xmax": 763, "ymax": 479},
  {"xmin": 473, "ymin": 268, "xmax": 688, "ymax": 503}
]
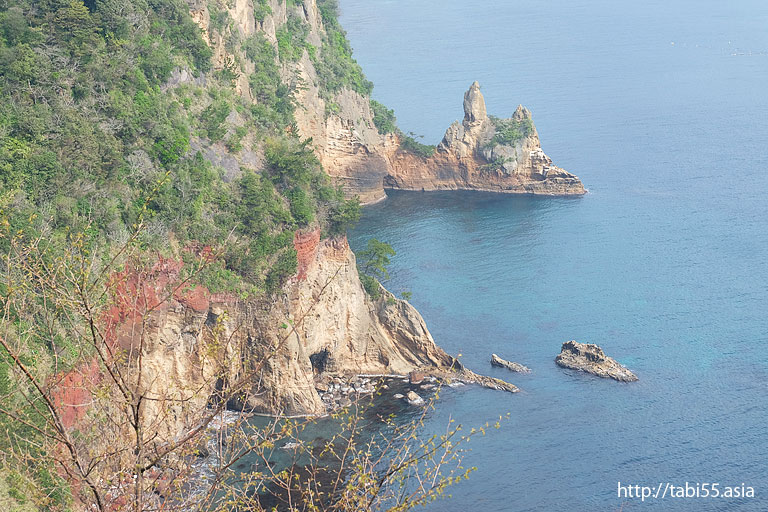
[
  {"xmin": 224, "ymin": 234, "xmax": 454, "ymax": 415},
  {"xmin": 186, "ymin": 1, "xmax": 584, "ymax": 203},
  {"xmin": 94, "ymin": 0, "xmax": 589, "ymax": 423},
  {"xmin": 66, "ymin": 0, "xmax": 524, "ymax": 428},
  {"xmin": 185, "ymin": 0, "xmax": 395, "ymax": 203},
  {"xmin": 385, "ymin": 82, "xmax": 586, "ymax": 196},
  {"xmin": 111, "ymin": 234, "xmax": 452, "ymax": 420}
]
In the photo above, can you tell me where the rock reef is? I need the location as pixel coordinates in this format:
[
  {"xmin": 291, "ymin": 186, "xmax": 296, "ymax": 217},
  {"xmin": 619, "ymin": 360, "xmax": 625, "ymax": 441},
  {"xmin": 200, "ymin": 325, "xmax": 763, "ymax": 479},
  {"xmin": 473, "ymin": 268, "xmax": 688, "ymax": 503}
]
[
  {"xmin": 490, "ymin": 354, "xmax": 531, "ymax": 373},
  {"xmin": 555, "ymin": 341, "xmax": 638, "ymax": 382}
]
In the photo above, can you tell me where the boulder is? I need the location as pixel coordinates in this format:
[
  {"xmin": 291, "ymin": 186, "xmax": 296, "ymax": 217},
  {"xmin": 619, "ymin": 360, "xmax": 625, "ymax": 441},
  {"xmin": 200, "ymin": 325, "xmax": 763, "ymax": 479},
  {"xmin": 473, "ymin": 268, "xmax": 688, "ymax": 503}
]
[
  {"xmin": 409, "ymin": 370, "xmax": 425, "ymax": 385},
  {"xmin": 555, "ymin": 341, "xmax": 638, "ymax": 382},
  {"xmin": 405, "ymin": 391, "xmax": 425, "ymax": 406},
  {"xmin": 490, "ymin": 354, "xmax": 531, "ymax": 373}
]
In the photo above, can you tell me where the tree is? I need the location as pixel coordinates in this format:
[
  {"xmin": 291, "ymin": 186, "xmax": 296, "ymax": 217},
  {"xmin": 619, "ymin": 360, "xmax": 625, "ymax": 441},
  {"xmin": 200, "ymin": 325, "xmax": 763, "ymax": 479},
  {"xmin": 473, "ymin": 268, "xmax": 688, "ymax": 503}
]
[
  {"xmin": 356, "ymin": 239, "xmax": 396, "ymax": 301},
  {"xmin": 357, "ymin": 239, "xmax": 395, "ymax": 282}
]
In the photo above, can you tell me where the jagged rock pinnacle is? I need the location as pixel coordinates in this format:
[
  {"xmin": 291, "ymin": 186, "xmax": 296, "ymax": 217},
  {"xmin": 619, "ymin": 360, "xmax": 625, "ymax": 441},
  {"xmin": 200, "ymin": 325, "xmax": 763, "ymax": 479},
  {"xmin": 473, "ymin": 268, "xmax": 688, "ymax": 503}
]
[
  {"xmin": 463, "ymin": 81, "xmax": 487, "ymax": 125},
  {"xmin": 513, "ymin": 104, "xmax": 532, "ymax": 120}
]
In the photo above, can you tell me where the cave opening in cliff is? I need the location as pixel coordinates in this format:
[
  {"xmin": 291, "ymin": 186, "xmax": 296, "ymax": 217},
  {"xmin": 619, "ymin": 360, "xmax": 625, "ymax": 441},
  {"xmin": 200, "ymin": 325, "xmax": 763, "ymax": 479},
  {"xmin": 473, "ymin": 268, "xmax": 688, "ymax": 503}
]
[{"xmin": 309, "ymin": 348, "xmax": 331, "ymax": 374}]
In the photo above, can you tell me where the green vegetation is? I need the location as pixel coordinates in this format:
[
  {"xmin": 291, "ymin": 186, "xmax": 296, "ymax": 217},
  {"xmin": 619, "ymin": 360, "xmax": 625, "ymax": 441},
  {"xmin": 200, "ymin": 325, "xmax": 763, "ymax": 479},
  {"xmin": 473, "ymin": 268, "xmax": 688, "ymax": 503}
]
[
  {"xmin": 357, "ymin": 238, "xmax": 396, "ymax": 299},
  {"xmin": 480, "ymin": 154, "xmax": 513, "ymax": 172},
  {"xmin": 370, "ymin": 99, "xmax": 397, "ymax": 134},
  {"xmin": 0, "ymin": 1, "xmax": 364, "ymax": 500},
  {"xmin": 253, "ymin": 0, "xmax": 272, "ymax": 22},
  {"xmin": 208, "ymin": 0, "xmax": 231, "ymax": 34},
  {"xmin": 487, "ymin": 115, "xmax": 534, "ymax": 147},
  {"xmin": 0, "ymin": 0, "xmax": 361, "ymax": 296},
  {"xmin": 371, "ymin": 101, "xmax": 438, "ymax": 159},
  {"xmin": 242, "ymin": 33, "xmax": 297, "ymax": 132},
  {"xmin": 276, "ymin": 13, "xmax": 310, "ymax": 62},
  {"xmin": 0, "ymin": 470, "xmax": 37, "ymax": 512},
  {"xmin": 400, "ymin": 132, "xmax": 436, "ymax": 159},
  {"xmin": 313, "ymin": 0, "xmax": 373, "ymax": 97}
]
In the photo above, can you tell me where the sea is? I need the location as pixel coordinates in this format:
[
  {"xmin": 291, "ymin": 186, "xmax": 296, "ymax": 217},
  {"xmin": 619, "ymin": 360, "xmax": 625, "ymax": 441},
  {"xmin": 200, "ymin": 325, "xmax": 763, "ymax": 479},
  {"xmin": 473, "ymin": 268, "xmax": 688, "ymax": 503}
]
[{"xmin": 341, "ymin": 0, "xmax": 768, "ymax": 510}]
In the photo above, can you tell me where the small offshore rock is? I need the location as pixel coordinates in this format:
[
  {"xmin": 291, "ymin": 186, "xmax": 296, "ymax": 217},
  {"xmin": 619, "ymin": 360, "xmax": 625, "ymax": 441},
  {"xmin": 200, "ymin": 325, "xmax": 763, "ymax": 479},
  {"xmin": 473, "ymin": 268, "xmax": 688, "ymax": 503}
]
[
  {"xmin": 555, "ymin": 340, "xmax": 638, "ymax": 382},
  {"xmin": 405, "ymin": 390, "xmax": 425, "ymax": 406},
  {"xmin": 490, "ymin": 354, "xmax": 531, "ymax": 373},
  {"xmin": 393, "ymin": 393, "xmax": 404, "ymax": 399}
]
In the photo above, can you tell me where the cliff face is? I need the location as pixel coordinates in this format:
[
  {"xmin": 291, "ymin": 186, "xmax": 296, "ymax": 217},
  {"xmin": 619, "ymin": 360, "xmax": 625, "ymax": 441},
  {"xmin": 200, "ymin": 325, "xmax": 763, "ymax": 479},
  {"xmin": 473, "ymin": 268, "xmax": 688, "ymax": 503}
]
[
  {"xmin": 266, "ymin": 2, "xmax": 397, "ymax": 204},
  {"xmin": 126, "ymin": 235, "xmax": 450, "ymax": 420},
  {"xmin": 273, "ymin": 10, "xmax": 585, "ymax": 199},
  {"xmin": 231, "ymin": 235, "xmax": 452, "ymax": 415},
  {"xmin": 91, "ymin": 0, "xmax": 451, "ymax": 425},
  {"xmin": 187, "ymin": 0, "xmax": 394, "ymax": 203}
]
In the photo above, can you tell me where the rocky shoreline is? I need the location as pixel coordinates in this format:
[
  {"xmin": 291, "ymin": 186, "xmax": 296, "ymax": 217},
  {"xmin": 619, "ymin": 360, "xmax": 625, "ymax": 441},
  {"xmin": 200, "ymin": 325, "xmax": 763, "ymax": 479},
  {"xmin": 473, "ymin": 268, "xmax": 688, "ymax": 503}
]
[{"xmin": 313, "ymin": 368, "xmax": 518, "ymax": 413}]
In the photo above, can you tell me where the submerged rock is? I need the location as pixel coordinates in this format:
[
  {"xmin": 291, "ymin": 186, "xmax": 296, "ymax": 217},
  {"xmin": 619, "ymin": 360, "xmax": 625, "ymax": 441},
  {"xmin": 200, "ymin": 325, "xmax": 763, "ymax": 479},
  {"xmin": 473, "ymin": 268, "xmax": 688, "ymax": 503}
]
[
  {"xmin": 555, "ymin": 341, "xmax": 638, "ymax": 382},
  {"xmin": 490, "ymin": 354, "xmax": 531, "ymax": 373}
]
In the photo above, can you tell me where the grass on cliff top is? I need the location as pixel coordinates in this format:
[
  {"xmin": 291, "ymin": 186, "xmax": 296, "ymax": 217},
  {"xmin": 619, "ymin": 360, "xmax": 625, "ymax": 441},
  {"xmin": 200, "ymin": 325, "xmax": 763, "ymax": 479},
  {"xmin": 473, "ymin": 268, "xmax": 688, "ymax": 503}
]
[
  {"xmin": 400, "ymin": 133, "xmax": 436, "ymax": 159},
  {"xmin": 486, "ymin": 115, "xmax": 535, "ymax": 148}
]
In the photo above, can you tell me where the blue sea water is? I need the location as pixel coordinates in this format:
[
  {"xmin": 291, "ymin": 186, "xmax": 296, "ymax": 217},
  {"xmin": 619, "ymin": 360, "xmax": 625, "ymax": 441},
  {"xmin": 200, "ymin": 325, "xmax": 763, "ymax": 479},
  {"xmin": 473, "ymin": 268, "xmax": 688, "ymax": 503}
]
[{"xmin": 341, "ymin": 0, "xmax": 768, "ymax": 510}]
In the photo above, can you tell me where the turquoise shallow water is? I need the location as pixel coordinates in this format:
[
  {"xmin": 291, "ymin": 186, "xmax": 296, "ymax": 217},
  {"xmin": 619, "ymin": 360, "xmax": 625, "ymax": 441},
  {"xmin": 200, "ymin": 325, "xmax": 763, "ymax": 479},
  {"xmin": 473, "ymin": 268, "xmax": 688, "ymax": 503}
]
[{"xmin": 343, "ymin": 0, "xmax": 768, "ymax": 510}]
